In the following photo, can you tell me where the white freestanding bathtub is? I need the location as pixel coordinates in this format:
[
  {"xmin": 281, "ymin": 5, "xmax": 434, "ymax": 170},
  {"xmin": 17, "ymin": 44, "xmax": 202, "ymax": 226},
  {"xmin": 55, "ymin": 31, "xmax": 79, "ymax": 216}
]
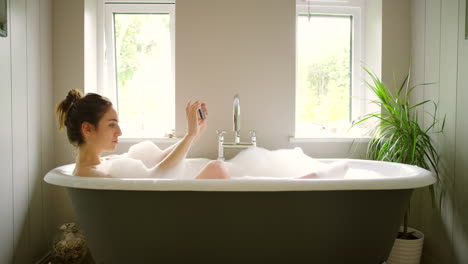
[{"xmin": 44, "ymin": 159, "xmax": 434, "ymax": 264}]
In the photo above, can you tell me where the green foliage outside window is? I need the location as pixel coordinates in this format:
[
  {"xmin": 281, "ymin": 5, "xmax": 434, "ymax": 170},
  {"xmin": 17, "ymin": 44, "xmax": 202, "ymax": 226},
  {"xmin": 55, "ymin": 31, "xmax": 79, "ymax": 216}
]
[
  {"xmin": 115, "ymin": 14, "xmax": 170, "ymax": 87},
  {"xmin": 298, "ymin": 47, "xmax": 351, "ymax": 124},
  {"xmin": 113, "ymin": 13, "xmax": 174, "ymax": 137}
]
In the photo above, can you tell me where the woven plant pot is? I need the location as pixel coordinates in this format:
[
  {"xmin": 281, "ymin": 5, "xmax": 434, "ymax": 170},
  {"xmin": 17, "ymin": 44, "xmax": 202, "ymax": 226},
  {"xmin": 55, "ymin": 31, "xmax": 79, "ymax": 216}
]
[{"xmin": 387, "ymin": 227, "xmax": 424, "ymax": 264}]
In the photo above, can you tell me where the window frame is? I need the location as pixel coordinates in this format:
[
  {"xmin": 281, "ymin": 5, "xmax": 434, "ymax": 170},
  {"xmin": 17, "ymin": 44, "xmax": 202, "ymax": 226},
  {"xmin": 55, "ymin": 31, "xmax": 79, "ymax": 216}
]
[
  {"xmin": 295, "ymin": 0, "xmax": 366, "ymax": 138},
  {"xmin": 102, "ymin": 2, "xmax": 176, "ymax": 138}
]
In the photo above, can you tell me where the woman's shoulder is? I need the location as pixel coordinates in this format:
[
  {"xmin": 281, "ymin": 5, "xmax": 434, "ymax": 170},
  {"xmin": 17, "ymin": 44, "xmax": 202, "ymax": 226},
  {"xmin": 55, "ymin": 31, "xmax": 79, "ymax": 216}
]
[{"xmin": 73, "ymin": 165, "xmax": 110, "ymax": 178}]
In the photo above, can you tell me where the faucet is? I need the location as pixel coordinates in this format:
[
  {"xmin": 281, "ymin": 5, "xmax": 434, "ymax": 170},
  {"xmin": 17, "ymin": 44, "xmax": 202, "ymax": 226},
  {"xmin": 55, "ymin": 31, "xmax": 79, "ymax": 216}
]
[
  {"xmin": 217, "ymin": 94, "xmax": 257, "ymax": 161},
  {"xmin": 233, "ymin": 95, "xmax": 241, "ymax": 144}
]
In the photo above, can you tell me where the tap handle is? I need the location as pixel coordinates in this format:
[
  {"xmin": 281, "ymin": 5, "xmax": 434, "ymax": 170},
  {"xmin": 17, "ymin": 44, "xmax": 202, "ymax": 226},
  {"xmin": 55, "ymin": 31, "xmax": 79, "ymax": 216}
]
[
  {"xmin": 216, "ymin": 130, "xmax": 227, "ymax": 140},
  {"xmin": 216, "ymin": 130, "xmax": 226, "ymax": 161},
  {"xmin": 216, "ymin": 130, "xmax": 227, "ymax": 136},
  {"xmin": 249, "ymin": 130, "xmax": 257, "ymax": 146}
]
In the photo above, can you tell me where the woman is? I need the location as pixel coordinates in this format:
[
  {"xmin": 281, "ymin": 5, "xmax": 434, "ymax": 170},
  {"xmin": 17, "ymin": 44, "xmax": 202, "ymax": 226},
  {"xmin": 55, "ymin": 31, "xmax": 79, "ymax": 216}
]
[{"xmin": 56, "ymin": 89, "xmax": 229, "ymax": 179}]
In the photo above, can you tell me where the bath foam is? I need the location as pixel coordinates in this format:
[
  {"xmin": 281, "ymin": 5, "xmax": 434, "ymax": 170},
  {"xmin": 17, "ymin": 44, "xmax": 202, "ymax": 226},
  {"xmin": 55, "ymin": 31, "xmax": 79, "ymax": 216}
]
[
  {"xmin": 98, "ymin": 142, "xmax": 348, "ymax": 179},
  {"xmin": 226, "ymin": 147, "xmax": 349, "ymax": 179},
  {"xmin": 225, "ymin": 147, "xmax": 311, "ymax": 178},
  {"xmin": 127, "ymin": 140, "xmax": 164, "ymax": 168},
  {"xmin": 98, "ymin": 141, "xmax": 210, "ymax": 179},
  {"xmin": 97, "ymin": 155, "xmax": 151, "ymax": 178},
  {"xmin": 98, "ymin": 155, "xmax": 188, "ymax": 179}
]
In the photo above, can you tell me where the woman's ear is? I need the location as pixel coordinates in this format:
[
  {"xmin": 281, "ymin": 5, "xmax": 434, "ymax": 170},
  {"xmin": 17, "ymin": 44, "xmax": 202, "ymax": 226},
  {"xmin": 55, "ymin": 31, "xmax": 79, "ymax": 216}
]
[{"xmin": 81, "ymin": 122, "xmax": 94, "ymax": 137}]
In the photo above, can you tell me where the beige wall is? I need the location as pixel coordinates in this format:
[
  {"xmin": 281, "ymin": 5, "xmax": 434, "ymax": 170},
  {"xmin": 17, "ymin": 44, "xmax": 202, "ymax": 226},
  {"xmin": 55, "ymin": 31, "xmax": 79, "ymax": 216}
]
[
  {"xmin": 54, "ymin": 0, "xmax": 85, "ymax": 166},
  {"xmin": 365, "ymin": 0, "xmax": 382, "ymax": 77},
  {"xmin": 173, "ymin": 0, "xmax": 377, "ymax": 160},
  {"xmin": 51, "ymin": 0, "xmax": 84, "ymax": 240},
  {"xmin": 382, "ymin": 0, "xmax": 411, "ymax": 89},
  {"xmin": 175, "ymin": 0, "xmax": 296, "ymax": 159},
  {"xmin": 0, "ymin": 0, "xmax": 55, "ymax": 263}
]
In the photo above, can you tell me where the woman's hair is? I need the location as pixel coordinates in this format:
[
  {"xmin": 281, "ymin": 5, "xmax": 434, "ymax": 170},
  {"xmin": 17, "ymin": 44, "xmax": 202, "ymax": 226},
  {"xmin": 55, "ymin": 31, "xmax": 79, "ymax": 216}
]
[{"xmin": 56, "ymin": 89, "xmax": 113, "ymax": 146}]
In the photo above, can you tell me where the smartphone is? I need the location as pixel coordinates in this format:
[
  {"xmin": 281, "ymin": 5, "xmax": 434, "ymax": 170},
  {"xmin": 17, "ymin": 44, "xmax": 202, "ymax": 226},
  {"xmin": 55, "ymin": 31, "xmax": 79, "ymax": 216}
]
[{"xmin": 198, "ymin": 108, "xmax": 206, "ymax": 120}]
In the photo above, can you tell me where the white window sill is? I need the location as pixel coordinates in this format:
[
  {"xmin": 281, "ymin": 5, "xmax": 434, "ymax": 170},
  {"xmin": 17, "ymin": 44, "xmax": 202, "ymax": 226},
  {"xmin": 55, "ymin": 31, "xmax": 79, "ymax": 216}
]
[{"xmin": 289, "ymin": 136, "xmax": 371, "ymax": 143}]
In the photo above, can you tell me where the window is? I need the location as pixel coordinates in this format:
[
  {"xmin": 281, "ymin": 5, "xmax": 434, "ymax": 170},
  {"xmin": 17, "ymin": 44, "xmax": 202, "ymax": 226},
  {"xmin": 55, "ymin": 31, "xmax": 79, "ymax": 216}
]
[
  {"xmin": 104, "ymin": 3, "xmax": 175, "ymax": 138},
  {"xmin": 295, "ymin": 1, "xmax": 365, "ymax": 138}
]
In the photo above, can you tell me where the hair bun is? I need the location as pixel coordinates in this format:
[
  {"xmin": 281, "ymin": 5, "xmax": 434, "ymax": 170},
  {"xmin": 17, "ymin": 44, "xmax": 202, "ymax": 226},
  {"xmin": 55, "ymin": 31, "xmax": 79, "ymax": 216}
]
[
  {"xmin": 66, "ymin": 89, "xmax": 83, "ymax": 105},
  {"xmin": 56, "ymin": 89, "xmax": 83, "ymax": 130}
]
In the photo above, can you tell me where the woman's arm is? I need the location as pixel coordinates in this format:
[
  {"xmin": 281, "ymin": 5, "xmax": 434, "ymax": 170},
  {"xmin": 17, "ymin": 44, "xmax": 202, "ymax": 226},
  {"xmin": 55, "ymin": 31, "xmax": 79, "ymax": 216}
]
[
  {"xmin": 155, "ymin": 101, "xmax": 207, "ymax": 170},
  {"xmin": 157, "ymin": 130, "xmax": 202, "ymax": 162},
  {"xmin": 157, "ymin": 102, "xmax": 208, "ymax": 162},
  {"xmin": 156, "ymin": 134, "xmax": 196, "ymax": 169}
]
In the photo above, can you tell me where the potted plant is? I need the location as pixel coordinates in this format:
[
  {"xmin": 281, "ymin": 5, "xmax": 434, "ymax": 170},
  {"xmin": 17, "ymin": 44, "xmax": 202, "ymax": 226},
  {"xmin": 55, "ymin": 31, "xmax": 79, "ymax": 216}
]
[{"xmin": 352, "ymin": 67, "xmax": 445, "ymax": 264}]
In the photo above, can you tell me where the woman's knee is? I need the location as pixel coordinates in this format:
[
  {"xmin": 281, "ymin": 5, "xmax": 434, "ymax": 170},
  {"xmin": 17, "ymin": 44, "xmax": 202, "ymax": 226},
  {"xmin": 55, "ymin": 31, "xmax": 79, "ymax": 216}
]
[
  {"xmin": 207, "ymin": 160, "xmax": 225, "ymax": 168},
  {"xmin": 208, "ymin": 160, "xmax": 228, "ymax": 175},
  {"xmin": 198, "ymin": 160, "xmax": 229, "ymax": 179}
]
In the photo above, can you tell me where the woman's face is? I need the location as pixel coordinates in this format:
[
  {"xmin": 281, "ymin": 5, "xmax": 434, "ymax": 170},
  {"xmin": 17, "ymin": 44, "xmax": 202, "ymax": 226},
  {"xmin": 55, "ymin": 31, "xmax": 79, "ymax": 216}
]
[{"xmin": 86, "ymin": 107, "xmax": 122, "ymax": 152}]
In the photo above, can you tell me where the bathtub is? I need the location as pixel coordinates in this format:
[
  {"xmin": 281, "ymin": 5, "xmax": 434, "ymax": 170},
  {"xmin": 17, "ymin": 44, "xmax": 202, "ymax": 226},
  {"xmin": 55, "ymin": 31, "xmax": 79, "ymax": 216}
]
[{"xmin": 44, "ymin": 159, "xmax": 434, "ymax": 264}]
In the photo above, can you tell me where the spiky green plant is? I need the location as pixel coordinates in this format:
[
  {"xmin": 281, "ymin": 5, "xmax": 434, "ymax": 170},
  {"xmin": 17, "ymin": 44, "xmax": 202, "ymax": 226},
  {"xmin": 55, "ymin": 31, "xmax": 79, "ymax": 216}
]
[{"xmin": 353, "ymin": 67, "xmax": 445, "ymax": 238}]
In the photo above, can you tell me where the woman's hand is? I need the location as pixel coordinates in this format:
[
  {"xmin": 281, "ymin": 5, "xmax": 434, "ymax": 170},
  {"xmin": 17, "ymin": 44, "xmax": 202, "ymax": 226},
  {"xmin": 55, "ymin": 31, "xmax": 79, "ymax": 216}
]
[
  {"xmin": 186, "ymin": 100, "xmax": 208, "ymax": 139},
  {"xmin": 198, "ymin": 102, "xmax": 208, "ymax": 138}
]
